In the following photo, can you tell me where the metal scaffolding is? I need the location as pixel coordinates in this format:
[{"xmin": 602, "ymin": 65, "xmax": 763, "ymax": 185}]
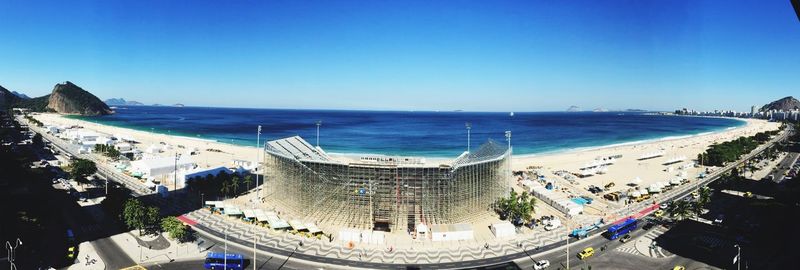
[{"xmin": 262, "ymin": 136, "xmax": 511, "ymax": 232}]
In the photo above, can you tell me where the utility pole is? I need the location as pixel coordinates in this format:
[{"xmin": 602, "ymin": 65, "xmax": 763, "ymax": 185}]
[
  {"xmin": 225, "ymin": 225, "xmax": 229, "ymax": 270},
  {"xmin": 466, "ymin": 122, "xmax": 471, "ymax": 153}
]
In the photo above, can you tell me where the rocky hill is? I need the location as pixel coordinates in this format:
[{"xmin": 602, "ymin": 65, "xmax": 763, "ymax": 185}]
[
  {"xmin": 0, "ymin": 85, "xmax": 22, "ymax": 109},
  {"xmin": 1, "ymin": 81, "xmax": 113, "ymax": 116},
  {"xmin": 105, "ymin": 98, "xmax": 143, "ymax": 106},
  {"xmin": 46, "ymin": 82, "xmax": 113, "ymax": 115},
  {"xmin": 760, "ymin": 96, "xmax": 800, "ymax": 112}
]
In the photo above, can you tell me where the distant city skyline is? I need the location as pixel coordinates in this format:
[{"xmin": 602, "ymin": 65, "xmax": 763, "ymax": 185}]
[{"xmin": 1, "ymin": 0, "xmax": 799, "ymax": 112}]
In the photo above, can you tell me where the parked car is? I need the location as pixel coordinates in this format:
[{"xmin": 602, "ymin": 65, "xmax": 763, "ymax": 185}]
[
  {"xmin": 714, "ymin": 214, "xmax": 724, "ymax": 224},
  {"xmin": 654, "ymin": 210, "xmax": 665, "ymax": 218}
]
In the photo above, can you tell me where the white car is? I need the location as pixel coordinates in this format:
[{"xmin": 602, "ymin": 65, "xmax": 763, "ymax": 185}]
[{"xmin": 534, "ymin": 259, "xmax": 551, "ymax": 270}]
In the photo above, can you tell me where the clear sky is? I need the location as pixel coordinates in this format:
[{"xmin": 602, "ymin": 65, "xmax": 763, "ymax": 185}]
[{"xmin": 1, "ymin": 0, "xmax": 798, "ymax": 112}]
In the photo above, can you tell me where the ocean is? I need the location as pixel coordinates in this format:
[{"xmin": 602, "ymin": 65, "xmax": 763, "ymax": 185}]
[{"xmin": 73, "ymin": 106, "xmax": 745, "ymax": 157}]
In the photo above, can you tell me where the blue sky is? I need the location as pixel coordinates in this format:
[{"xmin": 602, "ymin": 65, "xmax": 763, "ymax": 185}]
[{"xmin": 1, "ymin": 0, "xmax": 798, "ymax": 112}]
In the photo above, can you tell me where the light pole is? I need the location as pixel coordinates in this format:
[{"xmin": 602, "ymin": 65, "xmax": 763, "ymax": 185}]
[
  {"xmin": 5, "ymin": 238, "xmax": 22, "ymax": 270},
  {"xmin": 315, "ymin": 120, "xmax": 322, "ymax": 148},
  {"xmin": 224, "ymin": 225, "xmax": 229, "ymax": 270},
  {"xmin": 256, "ymin": 125, "xmax": 261, "ymax": 204},
  {"xmin": 566, "ymin": 232, "xmax": 570, "ymax": 270},
  {"xmin": 465, "ymin": 122, "xmax": 471, "ymax": 153},
  {"xmin": 505, "ymin": 130, "xmax": 512, "ymax": 149},
  {"xmin": 253, "ymin": 231, "xmax": 258, "ymax": 270},
  {"xmin": 174, "ymin": 152, "xmax": 178, "ymax": 193},
  {"xmin": 735, "ymin": 244, "xmax": 741, "ymax": 270}
]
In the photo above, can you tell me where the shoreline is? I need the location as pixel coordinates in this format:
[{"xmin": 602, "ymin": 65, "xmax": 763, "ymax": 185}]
[
  {"xmin": 65, "ymin": 114, "xmax": 749, "ymax": 159},
  {"xmin": 30, "ymin": 112, "xmax": 780, "ymax": 197}
]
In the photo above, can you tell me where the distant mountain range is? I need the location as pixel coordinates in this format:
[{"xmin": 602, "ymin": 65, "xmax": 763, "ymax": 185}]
[
  {"xmin": 0, "ymin": 81, "xmax": 113, "ymax": 116},
  {"xmin": 760, "ymin": 96, "xmax": 800, "ymax": 112},
  {"xmin": 11, "ymin": 91, "xmax": 30, "ymax": 99},
  {"xmin": 105, "ymin": 98, "xmax": 144, "ymax": 106}
]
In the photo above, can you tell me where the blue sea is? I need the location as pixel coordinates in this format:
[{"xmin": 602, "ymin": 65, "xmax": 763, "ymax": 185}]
[{"xmin": 73, "ymin": 106, "xmax": 745, "ymax": 157}]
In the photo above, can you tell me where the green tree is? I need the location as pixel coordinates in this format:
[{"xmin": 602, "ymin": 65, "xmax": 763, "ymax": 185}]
[
  {"xmin": 32, "ymin": 133, "xmax": 43, "ymax": 145},
  {"xmin": 161, "ymin": 216, "xmax": 189, "ymax": 242},
  {"xmin": 123, "ymin": 198, "xmax": 147, "ymax": 234},
  {"xmin": 220, "ymin": 180, "xmax": 231, "ymax": 198},
  {"xmin": 230, "ymin": 176, "xmax": 241, "ymax": 196},
  {"xmin": 70, "ymin": 159, "xmax": 97, "ymax": 193},
  {"xmin": 145, "ymin": 206, "xmax": 161, "ymax": 234},
  {"xmin": 667, "ymin": 200, "xmax": 694, "ymax": 221},
  {"xmin": 243, "ymin": 174, "xmax": 253, "ymax": 190}
]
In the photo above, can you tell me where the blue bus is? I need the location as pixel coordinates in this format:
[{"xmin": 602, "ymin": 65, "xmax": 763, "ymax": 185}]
[
  {"xmin": 604, "ymin": 218, "xmax": 637, "ymax": 240},
  {"xmin": 204, "ymin": 252, "xmax": 245, "ymax": 270}
]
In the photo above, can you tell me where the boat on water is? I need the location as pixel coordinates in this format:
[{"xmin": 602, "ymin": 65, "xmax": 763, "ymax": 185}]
[{"xmin": 510, "ymin": 112, "xmax": 514, "ymax": 117}]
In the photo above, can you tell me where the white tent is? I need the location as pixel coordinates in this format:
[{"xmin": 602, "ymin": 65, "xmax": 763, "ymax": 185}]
[
  {"xmin": 131, "ymin": 155, "xmax": 195, "ymax": 178},
  {"xmin": 491, "ymin": 221, "xmax": 516, "ymax": 238}
]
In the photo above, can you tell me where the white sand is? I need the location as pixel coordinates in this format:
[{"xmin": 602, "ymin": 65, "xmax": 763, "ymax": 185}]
[
  {"xmin": 32, "ymin": 113, "xmax": 780, "ymax": 196},
  {"xmin": 513, "ymin": 118, "xmax": 780, "ymax": 195}
]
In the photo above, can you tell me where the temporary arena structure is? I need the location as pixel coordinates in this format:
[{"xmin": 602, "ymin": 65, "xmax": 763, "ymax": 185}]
[{"xmin": 263, "ymin": 135, "xmax": 511, "ymax": 232}]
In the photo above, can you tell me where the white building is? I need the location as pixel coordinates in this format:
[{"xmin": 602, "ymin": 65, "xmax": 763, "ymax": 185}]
[{"xmin": 130, "ymin": 155, "xmax": 195, "ymax": 179}]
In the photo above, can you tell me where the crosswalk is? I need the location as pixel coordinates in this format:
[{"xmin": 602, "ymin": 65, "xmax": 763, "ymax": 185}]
[{"xmin": 614, "ymin": 226, "xmax": 673, "ymax": 258}]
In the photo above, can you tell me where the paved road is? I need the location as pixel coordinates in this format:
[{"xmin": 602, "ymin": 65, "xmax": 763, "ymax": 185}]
[{"xmin": 769, "ymin": 152, "xmax": 798, "ymax": 183}]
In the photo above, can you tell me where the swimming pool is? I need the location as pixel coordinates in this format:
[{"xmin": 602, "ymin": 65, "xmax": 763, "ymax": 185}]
[{"xmin": 571, "ymin": 197, "xmax": 589, "ymax": 205}]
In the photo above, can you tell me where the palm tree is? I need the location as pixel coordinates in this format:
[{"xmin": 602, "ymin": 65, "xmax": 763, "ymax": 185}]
[
  {"xmin": 220, "ymin": 181, "xmax": 231, "ymax": 199},
  {"xmin": 697, "ymin": 187, "xmax": 712, "ymax": 207},
  {"xmin": 243, "ymin": 174, "xmax": 253, "ymax": 191},
  {"xmin": 231, "ymin": 176, "xmax": 241, "ymax": 196},
  {"xmin": 668, "ymin": 200, "xmax": 694, "ymax": 221}
]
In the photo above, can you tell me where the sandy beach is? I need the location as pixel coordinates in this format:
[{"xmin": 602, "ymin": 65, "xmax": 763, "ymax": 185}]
[{"xmin": 32, "ymin": 113, "xmax": 780, "ymax": 196}]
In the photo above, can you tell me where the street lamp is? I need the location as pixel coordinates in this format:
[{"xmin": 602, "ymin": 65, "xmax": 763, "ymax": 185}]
[
  {"xmin": 734, "ymin": 244, "xmax": 741, "ymax": 270},
  {"xmin": 315, "ymin": 120, "xmax": 322, "ymax": 148},
  {"xmin": 465, "ymin": 122, "xmax": 472, "ymax": 153},
  {"xmin": 505, "ymin": 130, "xmax": 512, "ymax": 149},
  {"xmin": 256, "ymin": 125, "xmax": 261, "ymax": 204},
  {"xmin": 5, "ymin": 238, "xmax": 22, "ymax": 270}
]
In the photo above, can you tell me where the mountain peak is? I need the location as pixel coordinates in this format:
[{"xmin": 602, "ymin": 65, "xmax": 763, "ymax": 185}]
[
  {"xmin": 47, "ymin": 82, "xmax": 113, "ymax": 115},
  {"xmin": 760, "ymin": 96, "xmax": 800, "ymax": 112}
]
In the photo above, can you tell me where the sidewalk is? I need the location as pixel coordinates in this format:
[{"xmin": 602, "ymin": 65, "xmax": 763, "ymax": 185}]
[
  {"xmin": 67, "ymin": 242, "xmax": 106, "ymax": 270},
  {"xmin": 111, "ymin": 230, "xmax": 208, "ymax": 264}
]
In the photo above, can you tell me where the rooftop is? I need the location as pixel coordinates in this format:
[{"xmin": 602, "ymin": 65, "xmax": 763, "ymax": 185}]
[{"xmin": 265, "ymin": 136, "xmax": 510, "ymax": 168}]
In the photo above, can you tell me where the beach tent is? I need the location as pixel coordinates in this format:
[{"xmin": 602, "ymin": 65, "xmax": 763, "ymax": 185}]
[
  {"xmin": 306, "ymin": 223, "xmax": 323, "ymax": 235},
  {"xmin": 224, "ymin": 207, "xmax": 243, "ymax": 216},
  {"xmin": 243, "ymin": 209, "xmax": 256, "ymax": 221},
  {"xmin": 491, "ymin": 221, "xmax": 516, "ymax": 238},
  {"xmin": 254, "ymin": 209, "xmax": 270, "ymax": 223},
  {"xmin": 289, "ymin": 220, "xmax": 308, "ymax": 231}
]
